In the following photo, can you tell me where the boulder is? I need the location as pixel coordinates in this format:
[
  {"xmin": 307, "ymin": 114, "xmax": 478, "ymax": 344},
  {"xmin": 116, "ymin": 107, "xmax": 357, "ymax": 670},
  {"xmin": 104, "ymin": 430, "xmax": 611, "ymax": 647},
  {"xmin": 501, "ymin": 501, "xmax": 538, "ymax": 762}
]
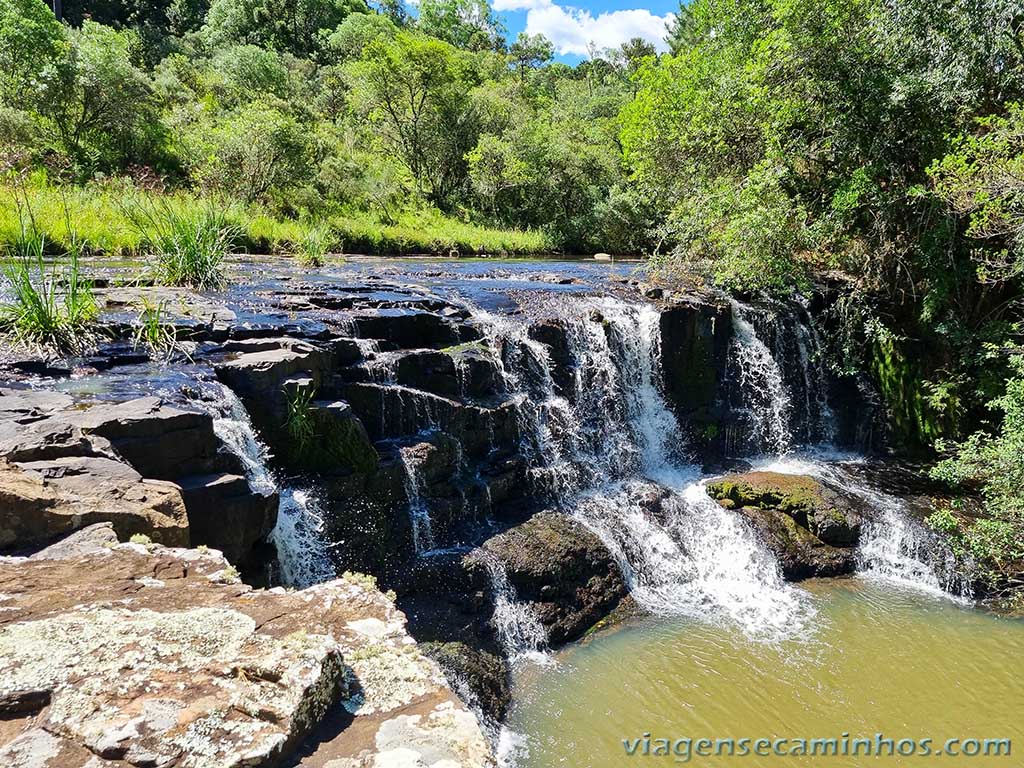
[
  {"xmin": 177, "ymin": 473, "xmax": 278, "ymax": 565},
  {"xmin": 449, "ymin": 345, "xmax": 503, "ymax": 399},
  {"xmin": 0, "ymin": 541, "xmax": 493, "ymax": 768},
  {"xmin": 466, "ymin": 512, "xmax": 627, "ymax": 644},
  {"xmin": 707, "ymin": 471, "xmax": 863, "ymax": 579},
  {"xmin": 736, "ymin": 507, "xmax": 856, "ymax": 579},
  {"xmin": 0, "ymin": 457, "xmax": 189, "ymax": 550}
]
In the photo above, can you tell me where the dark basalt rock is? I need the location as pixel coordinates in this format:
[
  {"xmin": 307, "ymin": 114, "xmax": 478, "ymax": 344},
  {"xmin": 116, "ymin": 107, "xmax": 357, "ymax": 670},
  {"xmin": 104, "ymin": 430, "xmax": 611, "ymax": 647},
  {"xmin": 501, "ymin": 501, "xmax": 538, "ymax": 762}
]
[
  {"xmin": 657, "ymin": 295, "xmax": 733, "ymax": 458},
  {"xmin": 466, "ymin": 512, "xmax": 628, "ymax": 645},
  {"xmin": 177, "ymin": 473, "xmax": 278, "ymax": 568},
  {"xmin": 528, "ymin": 320, "xmax": 574, "ymax": 397},
  {"xmin": 707, "ymin": 471, "xmax": 864, "ymax": 579},
  {"xmin": 421, "ymin": 641, "xmax": 511, "ymax": 723},
  {"xmin": 69, "ymin": 396, "xmax": 231, "ymax": 480},
  {"xmin": 348, "ymin": 310, "xmax": 468, "ymax": 349}
]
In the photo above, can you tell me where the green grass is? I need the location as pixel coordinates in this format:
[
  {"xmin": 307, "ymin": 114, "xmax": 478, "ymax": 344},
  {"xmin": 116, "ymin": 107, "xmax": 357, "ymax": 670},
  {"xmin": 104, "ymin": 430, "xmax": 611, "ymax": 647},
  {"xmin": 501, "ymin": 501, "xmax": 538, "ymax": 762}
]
[
  {"xmin": 0, "ymin": 228, "xmax": 98, "ymax": 353},
  {"xmin": 0, "ymin": 182, "xmax": 554, "ymax": 259},
  {"xmin": 122, "ymin": 197, "xmax": 237, "ymax": 289}
]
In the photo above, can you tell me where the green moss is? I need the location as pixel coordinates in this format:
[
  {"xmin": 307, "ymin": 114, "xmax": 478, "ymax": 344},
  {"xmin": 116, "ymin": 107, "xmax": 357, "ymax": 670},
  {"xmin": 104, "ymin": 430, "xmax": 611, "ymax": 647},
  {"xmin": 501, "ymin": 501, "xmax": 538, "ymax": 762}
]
[{"xmin": 870, "ymin": 332, "xmax": 951, "ymax": 451}]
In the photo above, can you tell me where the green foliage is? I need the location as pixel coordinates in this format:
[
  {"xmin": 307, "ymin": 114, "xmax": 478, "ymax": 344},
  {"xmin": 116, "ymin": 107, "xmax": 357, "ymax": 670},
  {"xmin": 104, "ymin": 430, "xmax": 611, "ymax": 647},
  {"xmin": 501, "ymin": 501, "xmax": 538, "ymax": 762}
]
[
  {"xmin": 930, "ymin": 356, "xmax": 1024, "ymax": 584},
  {"xmin": 36, "ymin": 20, "xmax": 167, "ymax": 176},
  {"xmin": 186, "ymin": 101, "xmax": 313, "ymax": 203},
  {"xmin": 0, "ymin": 0, "xmax": 66, "ymax": 108},
  {"xmin": 297, "ymin": 223, "xmax": 335, "ymax": 267},
  {"xmin": 346, "ymin": 31, "xmax": 480, "ymax": 207},
  {"xmin": 283, "ymin": 386, "xmax": 317, "ymax": 456},
  {"xmin": 930, "ymin": 103, "xmax": 1024, "ymax": 284},
  {"xmin": 202, "ymin": 0, "xmax": 369, "ymax": 58},
  {"xmin": 131, "ymin": 299, "xmax": 186, "ymax": 361},
  {"xmin": 416, "ymin": 0, "xmax": 504, "ymax": 52},
  {"xmin": 125, "ymin": 197, "xmax": 236, "ymax": 288}
]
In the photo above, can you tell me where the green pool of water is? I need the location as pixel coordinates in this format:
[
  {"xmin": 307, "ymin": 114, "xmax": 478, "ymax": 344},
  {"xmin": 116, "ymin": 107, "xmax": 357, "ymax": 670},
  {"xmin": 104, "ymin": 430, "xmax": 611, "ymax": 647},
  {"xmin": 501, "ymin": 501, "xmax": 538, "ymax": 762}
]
[{"xmin": 504, "ymin": 579, "xmax": 1024, "ymax": 767}]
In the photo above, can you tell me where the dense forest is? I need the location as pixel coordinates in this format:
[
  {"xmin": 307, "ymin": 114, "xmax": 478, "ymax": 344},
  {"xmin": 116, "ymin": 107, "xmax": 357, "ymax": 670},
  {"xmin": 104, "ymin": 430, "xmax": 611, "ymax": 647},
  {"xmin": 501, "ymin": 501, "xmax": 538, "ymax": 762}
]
[{"xmin": 1, "ymin": 0, "xmax": 1022, "ymax": 582}]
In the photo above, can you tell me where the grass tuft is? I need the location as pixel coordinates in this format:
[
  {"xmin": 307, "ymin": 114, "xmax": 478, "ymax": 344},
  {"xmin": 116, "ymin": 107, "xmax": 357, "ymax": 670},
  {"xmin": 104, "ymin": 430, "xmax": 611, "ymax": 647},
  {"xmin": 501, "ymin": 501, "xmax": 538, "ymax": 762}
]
[
  {"xmin": 0, "ymin": 226, "xmax": 98, "ymax": 353},
  {"xmin": 124, "ymin": 197, "xmax": 238, "ymax": 289},
  {"xmin": 297, "ymin": 223, "xmax": 335, "ymax": 268}
]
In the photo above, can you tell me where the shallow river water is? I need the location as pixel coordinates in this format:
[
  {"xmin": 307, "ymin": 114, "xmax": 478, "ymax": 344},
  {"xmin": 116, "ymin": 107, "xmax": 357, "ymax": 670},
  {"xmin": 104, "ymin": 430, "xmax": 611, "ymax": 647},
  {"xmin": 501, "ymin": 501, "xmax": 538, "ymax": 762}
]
[{"xmin": 504, "ymin": 579, "xmax": 1024, "ymax": 767}]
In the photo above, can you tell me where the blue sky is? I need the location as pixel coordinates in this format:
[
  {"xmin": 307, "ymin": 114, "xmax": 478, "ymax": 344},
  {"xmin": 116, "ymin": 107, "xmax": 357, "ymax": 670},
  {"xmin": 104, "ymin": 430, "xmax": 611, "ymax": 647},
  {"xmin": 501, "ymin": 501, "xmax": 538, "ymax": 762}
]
[{"xmin": 491, "ymin": 0, "xmax": 679, "ymax": 61}]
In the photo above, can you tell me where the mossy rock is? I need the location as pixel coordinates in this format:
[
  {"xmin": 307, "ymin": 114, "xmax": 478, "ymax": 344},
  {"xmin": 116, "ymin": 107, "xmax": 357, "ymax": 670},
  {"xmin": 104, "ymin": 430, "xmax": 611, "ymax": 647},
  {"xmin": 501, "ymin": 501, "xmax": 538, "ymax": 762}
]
[{"xmin": 707, "ymin": 471, "xmax": 862, "ymax": 547}]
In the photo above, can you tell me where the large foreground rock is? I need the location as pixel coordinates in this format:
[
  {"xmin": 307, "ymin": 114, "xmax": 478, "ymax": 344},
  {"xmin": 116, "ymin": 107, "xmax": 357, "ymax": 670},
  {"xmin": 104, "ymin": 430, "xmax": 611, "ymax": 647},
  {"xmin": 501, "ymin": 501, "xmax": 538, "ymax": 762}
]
[
  {"xmin": 0, "ymin": 534, "xmax": 493, "ymax": 768},
  {"xmin": 707, "ymin": 471, "xmax": 862, "ymax": 579}
]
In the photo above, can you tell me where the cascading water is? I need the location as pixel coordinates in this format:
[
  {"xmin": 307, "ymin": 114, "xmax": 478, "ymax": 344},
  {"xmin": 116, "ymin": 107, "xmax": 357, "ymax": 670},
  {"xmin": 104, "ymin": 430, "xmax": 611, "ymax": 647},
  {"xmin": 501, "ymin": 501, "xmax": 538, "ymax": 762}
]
[
  {"xmin": 204, "ymin": 382, "xmax": 335, "ymax": 588},
  {"xmin": 472, "ymin": 297, "xmax": 813, "ymax": 639},
  {"xmin": 399, "ymin": 444, "xmax": 436, "ymax": 555},
  {"xmin": 479, "ymin": 551, "xmax": 549, "ymax": 661},
  {"xmin": 729, "ymin": 303, "xmax": 793, "ymax": 456}
]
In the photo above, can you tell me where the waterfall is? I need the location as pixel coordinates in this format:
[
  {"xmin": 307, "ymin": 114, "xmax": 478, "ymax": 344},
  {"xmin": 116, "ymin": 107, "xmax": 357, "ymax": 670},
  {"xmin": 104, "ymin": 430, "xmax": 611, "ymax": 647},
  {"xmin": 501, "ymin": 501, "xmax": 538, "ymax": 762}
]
[
  {"xmin": 729, "ymin": 303, "xmax": 793, "ymax": 456},
  {"xmin": 479, "ymin": 551, "xmax": 549, "ymax": 661},
  {"xmin": 273, "ymin": 488, "xmax": 337, "ymax": 588},
  {"xmin": 471, "ymin": 297, "xmax": 813, "ymax": 639},
  {"xmin": 204, "ymin": 382, "xmax": 335, "ymax": 588},
  {"xmin": 399, "ymin": 444, "xmax": 436, "ymax": 555}
]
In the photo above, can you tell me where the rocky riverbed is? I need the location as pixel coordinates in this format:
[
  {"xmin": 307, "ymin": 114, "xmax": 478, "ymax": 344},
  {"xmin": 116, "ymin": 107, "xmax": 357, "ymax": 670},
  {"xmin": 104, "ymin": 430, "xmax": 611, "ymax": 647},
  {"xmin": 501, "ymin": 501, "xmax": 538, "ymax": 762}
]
[{"xmin": 0, "ymin": 256, "xmax": 1003, "ymax": 766}]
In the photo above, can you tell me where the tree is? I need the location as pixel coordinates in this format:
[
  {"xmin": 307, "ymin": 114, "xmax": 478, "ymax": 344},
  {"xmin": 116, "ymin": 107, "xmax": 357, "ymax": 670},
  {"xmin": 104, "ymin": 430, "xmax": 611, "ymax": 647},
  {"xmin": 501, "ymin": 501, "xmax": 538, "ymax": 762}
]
[
  {"xmin": 202, "ymin": 0, "xmax": 369, "ymax": 58},
  {"xmin": 509, "ymin": 33, "xmax": 553, "ymax": 83},
  {"xmin": 0, "ymin": 0, "xmax": 66, "ymax": 108},
  {"xmin": 328, "ymin": 11, "xmax": 398, "ymax": 60},
  {"xmin": 188, "ymin": 101, "xmax": 313, "ymax": 202},
  {"xmin": 346, "ymin": 31, "xmax": 480, "ymax": 205},
  {"xmin": 416, "ymin": 0, "xmax": 504, "ymax": 52},
  {"xmin": 36, "ymin": 20, "xmax": 165, "ymax": 174}
]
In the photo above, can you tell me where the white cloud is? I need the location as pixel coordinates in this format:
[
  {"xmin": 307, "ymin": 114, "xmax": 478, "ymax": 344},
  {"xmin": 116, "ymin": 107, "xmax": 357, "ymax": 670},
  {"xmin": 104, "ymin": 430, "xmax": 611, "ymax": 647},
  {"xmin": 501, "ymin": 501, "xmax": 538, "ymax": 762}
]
[{"xmin": 495, "ymin": 0, "xmax": 672, "ymax": 56}]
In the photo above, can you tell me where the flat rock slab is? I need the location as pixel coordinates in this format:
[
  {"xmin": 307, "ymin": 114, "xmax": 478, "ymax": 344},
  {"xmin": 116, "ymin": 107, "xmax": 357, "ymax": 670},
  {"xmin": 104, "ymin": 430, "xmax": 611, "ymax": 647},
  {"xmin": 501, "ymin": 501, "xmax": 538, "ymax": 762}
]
[{"xmin": 0, "ymin": 541, "xmax": 492, "ymax": 768}]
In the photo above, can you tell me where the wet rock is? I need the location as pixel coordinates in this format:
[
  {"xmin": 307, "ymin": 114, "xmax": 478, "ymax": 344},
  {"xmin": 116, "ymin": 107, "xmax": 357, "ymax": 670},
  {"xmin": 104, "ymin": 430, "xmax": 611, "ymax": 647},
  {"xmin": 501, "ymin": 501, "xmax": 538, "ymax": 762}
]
[
  {"xmin": 177, "ymin": 473, "xmax": 278, "ymax": 566},
  {"xmin": 393, "ymin": 349, "xmax": 460, "ymax": 398},
  {"xmin": 69, "ymin": 396, "xmax": 228, "ymax": 480},
  {"xmin": 0, "ymin": 457, "xmax": 189, "ymax": 550},
  {"xmin": 466, "ymin": 512, "xmax": 627, "ymax": 644},
  {"xmin": 448, "ymin": 345, "xmax": 503, "ymax": 399},
  {"xmin": 736, "ymin": 507, "xmax": 856, "ymax": 579},
  {"xmin": 707, "ymin": 471, "xmax": 862, "ymax": 579},
  {"xmin": 349, "ymin": 310, "xmax": 466, "ymax": 349},
  {"xmin": 707, "ymin": 471, "xmax": 863, "ymax": 546},
  {"xmin": 215, "ymin": 338, "xmax": 333, "ymax": 400},
  {"xmin": 421, "ymin": 641, "xmax": 511, "ymax": 722},
  {"xmin": 658, "ymin": 296, "xmax": 732, "ymax": 457},
  {"xmin": 529, "ymin": 320, "xmax": 574, "ymax": 397},
  {"xmin": 0, "ymin": 542, "xmax": 492, "ymax": 767}
]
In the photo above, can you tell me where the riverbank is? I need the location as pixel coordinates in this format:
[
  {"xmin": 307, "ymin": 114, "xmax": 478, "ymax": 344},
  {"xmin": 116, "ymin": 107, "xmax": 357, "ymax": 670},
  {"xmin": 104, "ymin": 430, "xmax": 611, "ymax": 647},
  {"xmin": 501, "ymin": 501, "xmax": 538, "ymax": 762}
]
[{"xmin": 0, "ymin": 183, "xmax": 554, "ymax": 258}]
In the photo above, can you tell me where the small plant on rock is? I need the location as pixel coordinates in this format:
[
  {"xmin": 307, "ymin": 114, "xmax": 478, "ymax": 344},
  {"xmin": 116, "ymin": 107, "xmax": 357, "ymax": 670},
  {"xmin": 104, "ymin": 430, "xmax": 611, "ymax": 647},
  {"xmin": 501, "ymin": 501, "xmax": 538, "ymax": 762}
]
[
  {"xmin": 283, "ymin": 386, "xmax": 317, "ymax": 456},
  {"xmin": 131, "ymin": 298, "xmax": 190, "ymax": 362}
]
